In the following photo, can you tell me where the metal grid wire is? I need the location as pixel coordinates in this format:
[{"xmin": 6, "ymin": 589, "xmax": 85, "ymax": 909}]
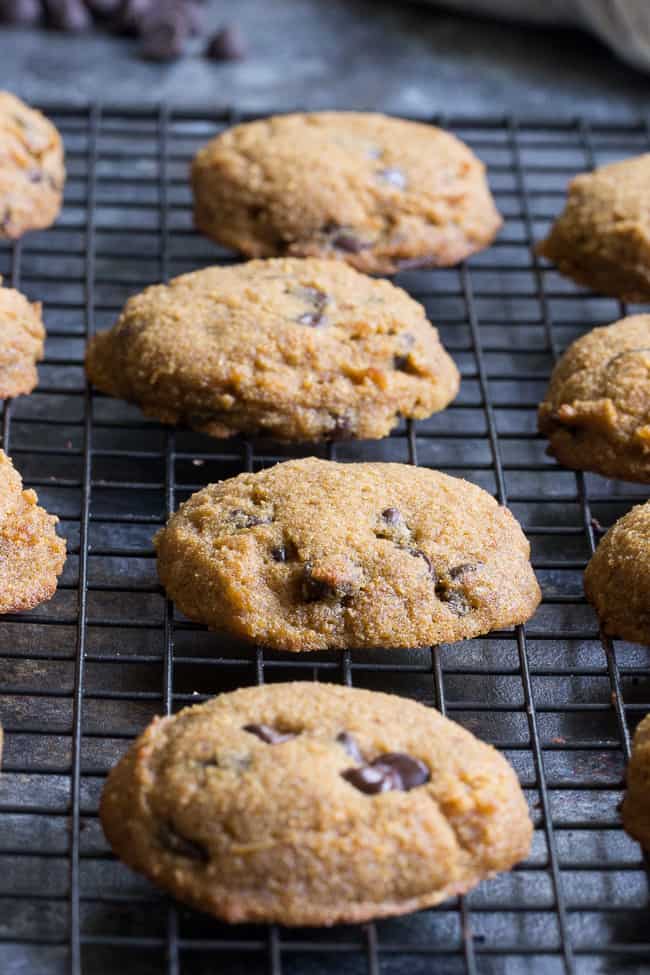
[{"xmin": 0, "ymin": 104, "xmax": 649, "ymax": 975}]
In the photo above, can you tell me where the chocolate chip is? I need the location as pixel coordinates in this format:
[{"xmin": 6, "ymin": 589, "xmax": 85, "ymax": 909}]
[
  {"xmin": 44, "ymin": 0, "xmax": 92, "ymax": 30},
  {"xmin": 140, "ymin": 4, "xmax": 188, "ymax": 61},
  {"xmin": 337, "ymin": 731, "xmax": 363, "ymax": 763},
  {"xmin": 205, "ymin": 23, "xmax": 247, "ymax": 60},
  {"xmin": 114, "ymin": 0, "xmax": 152, "ymax": 33},
  {"xmin": 377, "ymin": 167, "xmax": 407, "ymax": 190},
  {"xmin": 440, "ymin": 589, "xmax": 470, "ymax": 616},
  {"xmin": 230, "ymin": 508, "xmax": 272, "ymax": 529},
  {"xmin": 410, "ymin": 548, "xmax": 436, "ymax": 582},
  {"xmin": 381, "ymin": 507, "xmax": 402, "ymax": 525},
  {"xmin": 160, "ymin": 822, "xmax": 208, "ymax": 862},
  {"xmin": 0, "ymin": 0, "xmax": 42, "ymax": 24},
  {"xmin": 393, "ymin": 354, "xmax": 410, "ymax": 371},
  {"xmin": 272, "ymin": 545, "xmax": 287, "ymax": 562},
  {"xmin": 301, "ymin": 562, "xmax": 333, "ymax": 602},
  {"xmin": 331, "ymin": 231, "xmax": 366, "ymax": 253},
  {"xmin": 342, "ymin": 752, "xmax": 430, "ymax": 794},
  {"xmin": 27, "ymin": 169, "xmax": 42, "ymax": 183},
  {"xmin": 85, "ymin": 0, "xmax": 123, "ymax": 17},
  {"xmin": 449, "ymin": 562, "xmax": 478, "ymax": 580},
  {"xmin": 329, "ymin": 414, "xmax": 353, "ymax": 440},
  {"xmin": 296, "ymin": 287, "xmax": 328, "ymax": 327},
  {"xmin": 243, "ymin": 723, "xmax": 295, "ymax": 744}
]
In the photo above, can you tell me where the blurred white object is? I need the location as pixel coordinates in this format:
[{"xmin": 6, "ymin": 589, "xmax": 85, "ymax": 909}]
[{"xmin": 428, "ymin": 1, "xmax": 650, "ymax": 72}]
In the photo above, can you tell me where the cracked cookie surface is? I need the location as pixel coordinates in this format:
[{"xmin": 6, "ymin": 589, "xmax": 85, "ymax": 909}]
[
  {"xmin": 85, "ymin": 258, "xmax": 460, "ymax": 442},
  {"xmin": 0, "ymin": 280, "xmax": 45, "ymax": 398},
  {"xmin": 538, "ymin": 315, "xmax": 650, "ymax": 483},
  {"xmin": 0, "ymin": 91, "xmax": 65, "ymax": 239},
  {"xmin": 154, "ymin": 458, "xmax": 541, "ymax": 651},
  {"xmin": 100, "ymin": 682, "xmax": 533, "ymax": 925},
  {"xmin": 622, "ymin": 713, "xmax": 650, "ymax": 850},
  {"xmin": 191, "ymin": 112, "xmax": 501, "ymax": 275},
  {"xmin": 584, "ymin": 500, "xmax": 650, "ymax": 647},
  {"xmin": 0, "ymin": 449, "xmax": 66, "ymax": 613},
  {"xmin": 537, "ymin": 154, "xmax": 650, "ymax": 301}
]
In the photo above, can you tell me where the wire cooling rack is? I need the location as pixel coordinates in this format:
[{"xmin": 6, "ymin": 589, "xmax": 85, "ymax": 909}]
[{"xmin": 0, "ymin": 105, "xmax": 649, "ymax": 975}]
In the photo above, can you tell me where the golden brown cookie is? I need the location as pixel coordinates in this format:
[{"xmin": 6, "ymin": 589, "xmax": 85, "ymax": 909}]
[
  {"xmin": 537, "ymin": 154, "xmax": 650, "ymax": 301},
  {"xmin": 154, "ymin": 458, "xmax": 541, "ymax": 652},
  {"xmin": 0, "ymin": 279, "xmax": 45, "ymax": 398},
  {"xmin": 191, "ymin": 112, "xmax": 501, "ymax": 275},
  {"xmin": 100, "ymin": 682, "xmax": 533, "ymax": 926},
  {"xmin": 622, "ymin": 714, "xmax": 650, "ymax": 850},
  {"xmin": 85, "ymin": 258, "xmax": 460, "ymax": 442},
  {"xmin": 584, "ymin": 500, "xmax": 650, "ymax": 646},
  {"xmin": 0, "ymin": 449, "xmax": 66, "ymax": 613},
  {"xmin": 0, "ymin": 91, "xmax": 65, "ymax": 239},
  {"xmin": 538, "ymin": 315, "xmax": 650, "ymax": 483}
]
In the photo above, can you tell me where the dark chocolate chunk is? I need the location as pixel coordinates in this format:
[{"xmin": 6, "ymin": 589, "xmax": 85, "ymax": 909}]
[
  {"xmin": 160, "ymin": 821, "xmax": 208, "ymax": 861},
  {"xmin": 377, "ymin": 167, "xmax": 407, "ymax": 190},
  {"xmin": 381, "ymin": 507, "xmax": 402, "ymax": 525},
  {"xmin": 0, "ymin": 0, "xmax": 42, "ymax": 25},
  {"xmin": 243, "ymin": 723, "xmax": 295, "ymax": 744},
  {"xmin": 205, "ymin": 23, "xmax": 247, "ymax": 60},
  {"xmin": 440, "ymin": 589, "xmax": 470, "ymax": 616},
  {"xmin": 331, "ymin": 230, "xmax": 367, "ymax": 253},
  {"xmin": 337, "ymin": 731, "xmax": 363, "ymax": 763},
  {"xmin": 296, "ymin": 286, "xmax": 328, "ymax": 327},
  {"xmin": 230, "ymin": 508, "xmax": 272, "ymax": 529},
  {"xmin": 329, "ymin": 414, "xmax": 353, "ymax": 440},
  {"xmin": 271, "ymin": 540, "xmax": 296, "ymax": 563},
  {"xmin": 114, "ymin": 0, "xmax": 152, "ymax": 33},
  {"xmin": 140, "ymin": 7, "xmax": 188, "ymax": 61},
  {"xmin": 393, "ymin": 354, "xmax": 410, "ymax": 371},
  {"xmin": 44, "ymin": 0, "xmax": 92, "ymax": 30},
  {"xmin": 449, "ymin": 562, "xmax": 478, "ymax": 580},
  {"xmin": 85, "ymin": 0, "xmax": 122, "ymax": 17},
  {"xmin": 342, "ymin": 752, "xmax": 430, "ymax": 794}
]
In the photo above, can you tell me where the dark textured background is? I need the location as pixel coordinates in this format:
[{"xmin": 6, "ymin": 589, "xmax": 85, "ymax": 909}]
[{"xmin": 1, "ymin": 0, "xmax": 649, "ymax": 118}]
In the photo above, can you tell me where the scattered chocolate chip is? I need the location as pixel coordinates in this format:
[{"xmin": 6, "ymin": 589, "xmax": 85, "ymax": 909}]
[
  {"xmin": 381, "ymin": 507, "xmax": 402, "ymax": 525},
  {"xmin": 342, "ymin": 752, "xmax": 430, "ymax": 794},
  {"xmin": 114, "ymin": 0, "xmax": 152, "ymax": 34},
  {"xmin": 140, "ymin": 3, "xmax": 188, "ymax": 61},
  {"xmin": 337, "ymin": 731, "xmax": 363, "ymax": 763},
  {"xmin": 205, "ymin": 22, "xmax": 247, "ymax": 60},
  {"xmin": 0, "ymin": 0, "xmax": 42, "ymax": 24},
  {"xmin": 44, "ymin": 0, "xmax": 92, "ymax": 30},
  {"xmin": 243, "ymin": 723, "xmax": 295, "ymax": 744},
  {"xmin": 377, "ymin": 167, "xmax": 407, "ymax": 190},
  {"xmin": 160, "ymin": 822, "xmax": 208, "ymax": 862},
  {"xmin": 230, "ymin": 508, "xmax": 272, "ymax": 529},
  {"xmin": 85, "ymin": 0, "xmax": 123, "ymax": 16},
  {"xmin": 410, "ymin": 548, "xmax": 436, "ymax": 582}
]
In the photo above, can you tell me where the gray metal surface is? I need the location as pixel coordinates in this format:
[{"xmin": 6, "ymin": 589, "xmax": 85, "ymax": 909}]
[{"xmin": 0, "ymin": 106, "xmax": 648, "ymax": 974}]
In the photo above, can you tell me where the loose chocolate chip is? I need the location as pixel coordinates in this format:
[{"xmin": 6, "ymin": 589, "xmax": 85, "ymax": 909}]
[
  {"xmin": 205, "ymin": 23, "xmax": 247, "ymax": 60},
  {"xmin": 85, "ymin": 0, "xmax": 123, "ymax": 17},
  {"xmin": 160, "ymin": 822, "xmax": 208, "ymax": 862},
  {"xmin": 140, "ymin": 7, "xmax": 188, "ymax": 61},
  {"xmin": 381, "ymin": 507, "xmax": 402, "ymax": 525},
  {"xmin": 114, "ymin": 0, "xmax": 152, "ymax": 33},
  {"xmin": 410, "ymin": 548, "xmax": 436, "ymax": 582},
  {"xmin": 230, "ymin": 508, "xmax": 272, "ymax": 529},
  {"xmin": 342, "ymin": 752, "xmax": 430, "ymax": 794},
  {"xmin": 243, "ymin": 723, "xmax": 295, "ymax": 744},
  {"xmin": 44, "ymin": 0, "xmax": 92, "ymax": 30},
  {"xmin": 337, "ymin": 731, "xmax": 363, "ymax": 763},
  {"xmin": 0, "ymin": 0, "xmax": 42, "ymax": 25},
  {"xmin": 377, "ymin": 167, "xmax": 407, "ymax": 190}
]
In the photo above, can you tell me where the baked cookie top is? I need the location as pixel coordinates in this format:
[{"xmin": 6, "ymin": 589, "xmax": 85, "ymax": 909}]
[
  {"xmin": 537, "ymin": 154, "xmax": 650, "ymax": 301},
  {"xmin": 0, "ymin": 449, "xmax": 66, "ymax": 613},
  {"xmin": 0, "ymin": 91, "xmax": 65, "ymax": 239},
  {"xmin": 155, "ymin": 458, "xmax": 541, "ymax": 651},
  {"xmin": 584, "ymin": 500, "xmax": 650, "ymax": 647},
  {"xmin": 539, "ymin": 315, "xmax": 650, "ymax": 483},
  {"xmin": 191, "ymin": 112, "xmax": 502, "ymax": 275},
  {"xmin": 85, "ymin": 258, "xmax": 460, "ymax": 442},
  {"xmin": 0, "ymin": 280, "xmax": 45, "ymax": 398},
  {"xmin": 622, "ymin": 713, "xmax": 650, "ymax": 850},
  {"xmin": 100, "ymin": 682, "xmax": 533, "ymax": 926}
]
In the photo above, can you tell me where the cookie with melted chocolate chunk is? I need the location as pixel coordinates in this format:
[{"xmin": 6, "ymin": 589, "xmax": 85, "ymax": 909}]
[
  {"xmin": 539, "ymin": 315, "xmax": 650, "ymax": 483},
  {"xmin": 85, "ymin": 257, "xmax": 459, "ymax": 442},
  {"xmin": 191, "ymin": 112, "xmax": 502, "ymax": 276},
  {"xmin": 154, "ymin": 457, "xmax": 540, "ymax": 651},
  {"xmin": 100, "ymin": 682, "xmax": 533, "ymax": 925},
  {"xmin": 0, "ymin": 91, "xmax": 65, "ymax": 239}
]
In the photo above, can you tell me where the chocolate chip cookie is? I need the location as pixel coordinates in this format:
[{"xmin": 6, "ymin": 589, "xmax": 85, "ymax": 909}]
[
  {"xmin": 85, "ymin": 258, "xmax": 460, "ymax": 442},
  {"xmin": 100, "ymin": 682, "xmax": 533, "ymax": 925},
  {"xmin": 0, "ymin": 91, "xmax": 65, "ymax": 239},
  {"xmin": 155, "ymin": 458, "xmax": 541, "ymax": 651},
  {"xmin": 622, "ymin": 714, "xmax": 650, "ymax": 850},
  {"xmin": 0, "ymin": 449, "xmax": 66, "ymax": 613},
  {"xmin": 191, "ymin": 112, "xmax": 502, "ymax": 275},
  {"xmin": 538, "ymin": 315, "xmax": 650, "ymax": 483},
  {"xmin": 0, "ymin": 279, "xmax": 45, "ymax": 398},
  {"xmin": 537, "ymin": 154, "xmax": 650, "ymax": 301},
  {"xmin": 584, "ymin": 500, "xmax": 650, "ymax": 646}
]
